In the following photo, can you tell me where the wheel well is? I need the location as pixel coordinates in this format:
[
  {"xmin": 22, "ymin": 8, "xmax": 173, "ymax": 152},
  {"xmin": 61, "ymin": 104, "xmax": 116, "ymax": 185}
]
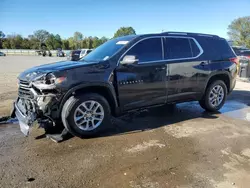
[
  {"xmin": 74, "ymin": 86, "xmax": 117, "ymax": 115},
  {"xmin": 207, "ymin": 74, "xmax": 230, "ymax": 93}
]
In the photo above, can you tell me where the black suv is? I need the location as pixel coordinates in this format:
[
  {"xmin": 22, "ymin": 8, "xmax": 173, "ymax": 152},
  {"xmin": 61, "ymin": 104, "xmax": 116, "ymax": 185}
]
[{"xmin": 13, "ymin": 32, "xmax": 238, "ymax": 137}]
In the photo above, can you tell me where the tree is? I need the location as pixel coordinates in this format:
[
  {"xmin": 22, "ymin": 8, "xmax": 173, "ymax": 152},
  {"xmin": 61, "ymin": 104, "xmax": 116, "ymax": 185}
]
[
  {"xmin": 46, "ymin": 34, "xmax": 62, "ymax": 50},
  {"xmin": 62, "ymin": 39, "xmax": 70, "ymax": 50},
  {"xmin": 113, "ymin": 27, "xmax": 136, "ymax": 38},
  {"xmin": 2, "ymin": 39, "xmax": 11, "ymax": 49},
  {"xmin": 33, "ymin": 29, "xmax": 50, "ymax": 43},
  {"xmin": 28, "ymin": 35, "xmax": 40, "ymax": 49},
  {"xmin": 228, "ymin": 16, "xmax": 250, "ymax": 48},
  {"xmin": 73, "ymin": 32, "xmax": 83, "ymax": 49},
  {"xmin": 0, "ymin": 31, "xmax": 5, "ymax": 39},
  {"xmin": 0, "ymin": 31, "xmax": 5, "ymax": 48},
  {"xmin": 22, "ymin": 38, "xmax": 31, "ymax": 49},
  {"xmin": 81, "ymin": 39, "xmax": 87, "ymax": 49},
  {"xmin": 68, "ymin": 37, "xmax": 76, "ymax": 49},
  {"xmin": 85, "ymin": 37, "xmax": 93, "ymax": 49},
  {"xmin": 91, "ymin": 37, "xmax": 108, "ymax": 48},
  {"xmin": 100, "ymin": 36, "xmax": 108, "ymax": 44},
  {"xmin": 92, "ymin": 37, "xmax": 100, "ymax": 48},
  {"xmin": 4, "ymin": 34, "xmax": 24, "ymax": 49}
]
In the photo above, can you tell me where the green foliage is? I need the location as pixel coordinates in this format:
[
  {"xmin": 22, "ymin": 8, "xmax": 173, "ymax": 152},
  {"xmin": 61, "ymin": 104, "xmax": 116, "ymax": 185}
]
[
  {"xmin": 2, "ymin": 39, "xmax": 11, "ymax": 49},
  {"xmin": 33, "ymin": 29, "xmax": 50, "ymax": 43},
  {"xmin": 46, "ymin": 34, "xmax": 62, "ymax": 50},
  {"xmin": 228, "ymin": 16, "xmax": 250, "ymax": 48},
  {"xmin": 62, "ymin": 39, "xmax": 70, "ymax": 50},
  {"xmin": 113, "ymin": 27, "xmax": 136, "ymax": 38},
  {"xmin": 0, "ymin": 26, "xmax": 136, "ymax": 50},
  {"xmin": 28, "ymin": 35, "xmax": 40, "ymax": 49},
  {"xmin": 0, "ymin": 31, "xmax": 5, "ymax": 48}
]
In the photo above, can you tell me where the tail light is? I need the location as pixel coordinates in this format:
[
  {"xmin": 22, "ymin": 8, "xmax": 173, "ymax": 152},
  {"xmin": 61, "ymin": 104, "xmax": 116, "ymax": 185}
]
[{"xmin": 230, "ymin": 57, "xmax": 239, "ymax": 64}]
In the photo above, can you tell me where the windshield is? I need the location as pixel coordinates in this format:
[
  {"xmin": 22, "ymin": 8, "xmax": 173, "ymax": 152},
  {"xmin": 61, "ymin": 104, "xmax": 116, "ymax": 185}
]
[{"xmin": 81, "ymin": 36, "xmax": 136, "ymax": 62}]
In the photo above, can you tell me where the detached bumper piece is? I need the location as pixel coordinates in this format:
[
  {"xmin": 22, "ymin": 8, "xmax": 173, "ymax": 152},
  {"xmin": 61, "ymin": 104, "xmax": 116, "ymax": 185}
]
[{"xmin": 14, "ymin": 100, "xmax": 36, "ymax": 136}]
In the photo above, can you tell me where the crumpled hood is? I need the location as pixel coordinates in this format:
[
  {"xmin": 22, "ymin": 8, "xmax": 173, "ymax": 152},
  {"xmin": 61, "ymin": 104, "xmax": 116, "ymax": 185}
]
[{"xmin": 18, "ymin": 60, "xmax": 99, "ymax": 81}]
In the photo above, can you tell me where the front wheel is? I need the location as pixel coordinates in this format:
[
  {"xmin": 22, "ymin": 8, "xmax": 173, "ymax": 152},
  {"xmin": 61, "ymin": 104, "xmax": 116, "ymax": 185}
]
[
  {"xmin": 61, "ymin": 93, "xmax": 112, "ymax": 138},
  {"xmin": 199, "ymin": 80, "xmax": 227, "ymax": 112}
]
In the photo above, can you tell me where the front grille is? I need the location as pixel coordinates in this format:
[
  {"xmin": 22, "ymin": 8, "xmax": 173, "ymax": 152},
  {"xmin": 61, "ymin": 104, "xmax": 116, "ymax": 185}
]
[
  {"xmin": 18, "ymin": 79, "xmax": 34, "ymax": 99},
  {"xmin": 18, "ymin": 88, "xmax": 34, "ymax": 99},
  {"xmin": 19, "ymin": 80, "xmax": 30, "ymax": 89}
]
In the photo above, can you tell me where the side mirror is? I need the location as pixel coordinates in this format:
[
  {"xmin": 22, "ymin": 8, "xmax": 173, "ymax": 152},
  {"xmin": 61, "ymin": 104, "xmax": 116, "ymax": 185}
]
[{"xmin": 120, "ymin": 55, "xmax": 138, "ymax": 65}]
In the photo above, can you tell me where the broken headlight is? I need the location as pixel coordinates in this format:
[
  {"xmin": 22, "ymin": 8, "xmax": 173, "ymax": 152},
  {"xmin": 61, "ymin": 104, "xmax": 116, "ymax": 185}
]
[{"xmin": 32, "ymin": 73, "xmax": 66, "ymax": 90}]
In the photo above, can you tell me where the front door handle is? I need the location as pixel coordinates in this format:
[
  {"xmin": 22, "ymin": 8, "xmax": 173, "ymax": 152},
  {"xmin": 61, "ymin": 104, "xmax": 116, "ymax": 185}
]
[{"xmin": 155, "ymin": 67, "xmax": 166, "ymax": 70}]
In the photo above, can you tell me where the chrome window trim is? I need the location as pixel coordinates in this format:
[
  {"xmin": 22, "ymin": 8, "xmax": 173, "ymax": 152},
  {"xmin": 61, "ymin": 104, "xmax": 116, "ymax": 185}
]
[
  {"xmin": 163, "ymin": 36, "xmax": 204, "ymax": 61},
  {"xmin": 117, "ymin": 36, "xmax": 204, "ymax": 65}
]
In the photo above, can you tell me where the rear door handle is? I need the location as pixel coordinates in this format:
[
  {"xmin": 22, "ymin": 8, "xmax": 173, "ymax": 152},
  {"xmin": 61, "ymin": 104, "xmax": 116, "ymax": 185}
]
[
  {"xmin": 155, "ymin": 67, "xmax": 166, "ymax": 70},
  {"xmin": 200, "ymin": 62, "xmax": 208, "ymax": 66}
]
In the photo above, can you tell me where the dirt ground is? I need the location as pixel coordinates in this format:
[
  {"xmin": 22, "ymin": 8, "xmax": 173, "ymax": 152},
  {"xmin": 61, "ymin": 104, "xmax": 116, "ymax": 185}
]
[{"xmin": 1, "ymin": 56, "xmax": 250, "ymax": 188}]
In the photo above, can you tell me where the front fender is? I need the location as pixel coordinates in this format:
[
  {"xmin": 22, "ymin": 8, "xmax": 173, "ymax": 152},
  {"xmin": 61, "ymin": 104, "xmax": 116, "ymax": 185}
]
[{"xmin": 57, "ymin": 82, "xmax": 118, "ymax": 117}]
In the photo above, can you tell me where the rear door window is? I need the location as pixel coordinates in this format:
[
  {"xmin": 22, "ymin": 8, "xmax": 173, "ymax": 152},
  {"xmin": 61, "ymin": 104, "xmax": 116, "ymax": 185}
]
[
  {"xmin": 165, "ymin": 38, "xmax": 192, "ymax": 59},
  {"xmin": 125, "ymin": 38, "xmax": 163, "ymax": 63}
]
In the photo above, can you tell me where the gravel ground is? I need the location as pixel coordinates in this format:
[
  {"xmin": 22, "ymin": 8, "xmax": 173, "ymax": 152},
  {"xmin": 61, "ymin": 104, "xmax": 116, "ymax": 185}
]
[{"xmin": 1, "ymin": 56, "xmax": 250, "ymax": 188}]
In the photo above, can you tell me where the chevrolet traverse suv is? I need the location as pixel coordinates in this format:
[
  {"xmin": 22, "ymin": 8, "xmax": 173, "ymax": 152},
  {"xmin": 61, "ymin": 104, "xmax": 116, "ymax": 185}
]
[{"xmin": 13, "ymin": 32, "xmax": 238, "ymax": 137}]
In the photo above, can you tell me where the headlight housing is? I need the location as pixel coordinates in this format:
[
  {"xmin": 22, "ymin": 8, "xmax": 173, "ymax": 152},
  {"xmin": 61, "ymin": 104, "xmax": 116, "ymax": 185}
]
[{"xmin": 32, "ymin": 73, "xmax": 66, "ymax": 90}]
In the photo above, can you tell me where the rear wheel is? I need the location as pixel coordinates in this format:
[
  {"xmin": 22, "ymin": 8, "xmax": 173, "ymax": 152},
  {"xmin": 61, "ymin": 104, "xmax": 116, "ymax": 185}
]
[
  {"xmin": 199, "ymin": 80, "xmax": 227, "ymax": 112},
  {"xmin": 61, "ymin": 93, "xmax": 112, "ymax": 138}
]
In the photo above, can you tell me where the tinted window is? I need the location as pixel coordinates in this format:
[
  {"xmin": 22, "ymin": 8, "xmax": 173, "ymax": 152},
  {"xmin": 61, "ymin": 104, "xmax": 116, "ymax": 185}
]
[
  {"xmin": 165, "ymin": 38, "xmax": 192, "ymax": 59},
  {"xmin": 190, "ymin": 39, "xmax": 200, "ymax": 57},
  {"xmin": 198, "ymin": 37, "xmax": 235, "ymax": 60},
  {"xmin": 215, "ymin": 39, "xmax": 235, "ymax": 59},
  {"xmin": 125, "ymin": 38, "xmax": 162, "ymax": 62}
]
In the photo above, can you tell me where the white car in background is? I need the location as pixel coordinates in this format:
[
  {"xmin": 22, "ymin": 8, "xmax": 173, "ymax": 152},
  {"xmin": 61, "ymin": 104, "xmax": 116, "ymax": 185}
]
[{"xmin": 79, "ymin": 49, "xmax": 92, "ymax": 59}]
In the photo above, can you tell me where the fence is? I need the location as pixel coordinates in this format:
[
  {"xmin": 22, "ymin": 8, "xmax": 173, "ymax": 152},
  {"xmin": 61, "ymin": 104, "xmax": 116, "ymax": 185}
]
[{"xmin": 0, "ymin": 49, "xmax": 71, "ymax": 56}]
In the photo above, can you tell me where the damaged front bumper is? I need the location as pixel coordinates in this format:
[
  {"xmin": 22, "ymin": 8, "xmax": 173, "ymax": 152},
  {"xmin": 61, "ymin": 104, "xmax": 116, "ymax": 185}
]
[{"xmin": 14, "ymin": 83, "xmax": 62, "ymax": 136}]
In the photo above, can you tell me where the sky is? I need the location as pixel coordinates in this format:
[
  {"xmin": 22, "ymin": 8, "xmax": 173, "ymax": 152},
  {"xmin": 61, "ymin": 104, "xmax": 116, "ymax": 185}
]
[{"xmin": 0, "ymin": 0, "xmax": 249, "ymax": 39}]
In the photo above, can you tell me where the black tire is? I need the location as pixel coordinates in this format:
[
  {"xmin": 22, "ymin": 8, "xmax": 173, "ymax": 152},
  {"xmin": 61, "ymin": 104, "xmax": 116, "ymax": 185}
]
[
  {"xmin": 61, "ymin": 93, "xmax": 112, "ymax": 138},
  {"xmin": 199, "ymin": 80, "xmax": 227, "ymax": 112}
]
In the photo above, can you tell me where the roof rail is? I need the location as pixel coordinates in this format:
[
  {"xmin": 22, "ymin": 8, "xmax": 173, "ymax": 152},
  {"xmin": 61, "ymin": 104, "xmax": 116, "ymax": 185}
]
[
  {"xmin": 167, "ymin": 32, "xmax": 188, "ymax": 35},
  {"xmin": 162, "ymin": 31, "xmax": 219, "ymax": 38}
]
